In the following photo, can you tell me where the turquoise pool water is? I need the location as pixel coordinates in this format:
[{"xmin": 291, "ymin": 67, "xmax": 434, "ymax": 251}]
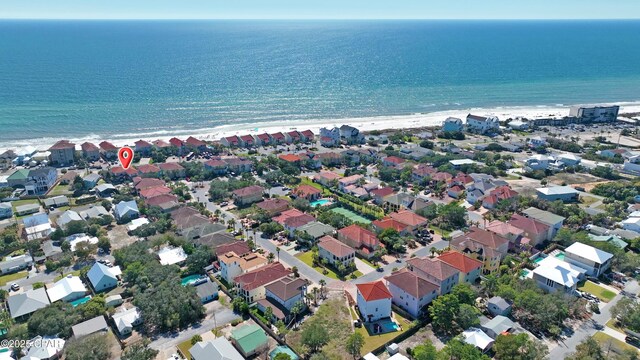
[
  {"xmin": 555, "ymin": 252, "xmax": 566, "ymax": 260},
  {"xmin": 181, "ymin": 274, "xmax": 205, "ymax": 286},
  {"xmin": 521, "ymin": 269, "xmax": 530, "ymax": 277},
  {"xmin": 310, "ymin": 199, "xmax": 330, "ymax": 207},
  {"xmin": 70, "ymin": 295, "xmax": 92, "ymax": 307},
  {"xmin": 374, "ymin": 319, "xmax": 400, "ymax": 334},
  {"xmin": 534, "ymin": 257, "xmax": 544, "ymax": 264}
]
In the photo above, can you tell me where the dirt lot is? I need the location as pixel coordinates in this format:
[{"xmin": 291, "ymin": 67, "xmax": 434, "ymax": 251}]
[
  {"xmin": 107, "ymin": 224, "xmax": 140, "ymax": 250},
  {"xmin": 546, "ymin": 173, "xmax": 605, "ymax": 186}
]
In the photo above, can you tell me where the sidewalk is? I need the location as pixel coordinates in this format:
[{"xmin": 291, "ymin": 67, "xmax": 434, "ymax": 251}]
[{"xmin": 603, "ymin": 326, "xmax": 627, "ymax": 342}]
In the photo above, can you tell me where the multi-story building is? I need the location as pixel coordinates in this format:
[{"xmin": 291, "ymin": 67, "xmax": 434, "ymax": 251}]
[
  {"xmin": 569, "ymin": 105, "xmax": 619, "ymax": 123},
  {"xmin": 48, "ymin": 140, "xmax": 75, "ymax": 165},
  {"xmin": 466, "ymin": 114, "xmax": 500, "ymax": 134}
]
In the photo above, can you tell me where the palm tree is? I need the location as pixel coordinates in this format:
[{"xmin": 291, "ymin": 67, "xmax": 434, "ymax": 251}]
[
  {"xmin": 288, "ymin": 301, "xmax": 305, "ymax": 329},
  {"xmin": 267, "ymin": 252, "xmax": 275, "ymax": 263},
  {"xmin": 312, "ymin": 287, "xmax": 318, "ymax": 306},
  {"xmin": 429, "ymin": 247, "xmax": 437, "ymax": 258},
  {"xmin": 319, "ymin": 279, "xmax": 326, "ymax": 299},
  {"xmin": 276, "ymin": 247, "xmax": 281, "ymax": 262}
]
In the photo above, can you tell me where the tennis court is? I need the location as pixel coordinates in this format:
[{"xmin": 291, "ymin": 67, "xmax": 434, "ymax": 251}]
[{"xmin": 330, "ymin": 207, "xmax": 371, "ymax": 224}]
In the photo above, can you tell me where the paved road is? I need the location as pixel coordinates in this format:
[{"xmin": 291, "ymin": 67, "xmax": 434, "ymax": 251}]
[{"xmin": 549, "ymin": 279, "xmax": 640, "ymax": 359}]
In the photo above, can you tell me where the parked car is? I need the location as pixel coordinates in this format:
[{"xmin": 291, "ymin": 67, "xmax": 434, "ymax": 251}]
[{"xmin": 10, "ymin": 283, "xmax": 20, "ymax": 291}]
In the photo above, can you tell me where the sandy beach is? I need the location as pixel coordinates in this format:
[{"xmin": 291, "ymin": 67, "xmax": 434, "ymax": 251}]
[{"xmin": 3, "ymin": 101, "xmax": 640, "ymax": 154}]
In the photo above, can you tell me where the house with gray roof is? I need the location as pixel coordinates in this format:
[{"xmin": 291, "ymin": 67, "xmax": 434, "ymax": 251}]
[
  {"xmin": 79, "ymin": 205, "xmax": 110, "ymax": 220},
  {"xmin": 87, "ymin": 262, "xmax": 122, "ymax": 292},
  {"xmin": 0, "ymin": 202, "xmax": 12, "ymax": 219},
  {"xmin": 0, "ymin": 254, "xmax": 33, "ymax": 275},
  {"xmin": 15, "ymin": 203, "xmax": 40, "ymax": 216},
  {"xmin": 72, "ymin": 315, "xmax": 109, "ymax": 338},
  {"xmin": 57, "ymin": 210, "xmax": 83, "ymax": 228},
  {"xmin": 95, "ymin": 183, "xmax": 117, "ymax": 197},
  {"xmin": 43, "ymin": 195, "xmax": 69, "ymax": 209},
  {"xmin": 481, "ymin": 315, "xmax": 516, "ymax": 339},
  {"xmin": 296, "ymin": 221, "xmax": 335, "ymax": 245},
  {"xmin": 190, "ymin": 338, "xmax": 244, "ymax": 360},
  {"xmin": 7, "ymin": 288, "xmax": 50, "ymax": 319},
  {"xmin": 114, "ymin": 200, "xmax": 139, "ymax": 223},
  {"xmin": 487, "ymin": 296, "xmax": 511, "ymax": 317},
  {"xmin": 194, "ymin": 278, "xmax": 218, "ymax": 303}
]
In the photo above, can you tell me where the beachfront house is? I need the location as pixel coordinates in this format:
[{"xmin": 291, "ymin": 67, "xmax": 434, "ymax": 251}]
[
  {"xmin": 319, "ymin": 127, "xmax": 341, "ymax": 147},
  {"xmin": 48, "ymin": 140, "xmax": 76, "ymax": 165},
  {"xmin": 442, "ymin": 117, "xmax": 464, "ymax": 132},
  {"xmin": 466, "ymin": 114, "xmax": 500, "ymax": 135}
]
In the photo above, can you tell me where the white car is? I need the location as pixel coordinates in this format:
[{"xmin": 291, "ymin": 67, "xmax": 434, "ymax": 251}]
[{"xmin": 10, "ymin": 283, "xmax": 20, "ymax": 291}]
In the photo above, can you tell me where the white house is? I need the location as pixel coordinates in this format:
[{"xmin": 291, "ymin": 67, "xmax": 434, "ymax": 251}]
[
  {"xmin": 22, "ymin": 213, "xmax": 53, "ymax": 241},
  {"xmin": 356, "ymin": 281, "xmax": 392, "ymax": 323},
  {"xmin": 524, "ymin": 154, "xmax": 553, "ymax": 171},
  {"xmin": 87, "ymin": 262, "xmax": 122, "ymax": 292},
  {"xmin": 23, "ymin": 336, "xmax": 65, "ymax": 360},
  {"xmin": 47, "ymin": 275, "xmax": 87, "ymax": 303},
  {"xmin": 157, "ymin": 246, "xmax": 187, "ymax": 266},
  {"xmin": 528, "ymin": 136, "xmax": 547, "ymax": 147},
  {"xmin": 384, "ymin": 269, "xmax": 439, "ymax": 319},
  {"xmin": 462, "ymin": 328, "xmax": 494, "ymax": 353},
  {"xmin": 564, "ymin": 242, "xmax": 613, "ymax": 277},
  {"xmin": 190, "ymin": 338, "xmax": 244, "ymax": 360},
  {"xmin": 112, "ymin": 306, "xmax": 142, "ymax": 336},
  {"xmin": 530, "ymin": 256, "xmax": 586, "ymax": 294},
  {"xmin": 621, "ymin": 217, "xmax": 640, "ymax": 233},
  {"xmin": 466, "ymin": 114, "xmax": 500, "ymax": 134}
]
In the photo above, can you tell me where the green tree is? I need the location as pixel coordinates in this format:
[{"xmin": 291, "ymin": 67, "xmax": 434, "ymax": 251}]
[
  {"xmin": 301, "ymin": 321, "xmax": 329, "ymax": 353},
  {"xmin": 412, "ymin": 340, "xmax": 438, "ymax": 360},
  {"xmin": 64, "ymin": 333, "xmax": 111, "ymax": 360},
  {"xmin": 121, "ymin": 341, "xmax": 159, "ymax": 360},
  {"xmin": 186, "ymin": 247, "xmax": 213, "ymax": 275},
  {"xmin": 345, "ymin": 332, "xmax": 365, "ymax": 359},
  {"xmin": 429, "ymin": 294, "xmax": 460, "ymax": 335},
  {"xmin": 494, "ymin": 333, "xmax": 548, "ymax": 360},
  {"xmin": 191, "ymin": 334, "xmax": 203, "ymax": 345},
  {"xmin": 565, "ymin": 338, "xmax": 605, "ymax": 360},
  {"xmin": 452, "ymin": 283, "xmax": 477, "ymax": 305},
  {"xmin": 274, "ymin": 353, "xmax": 293, "ymax": 360},
  {"xmin": 439, "ymin": 338, "xmax": 490, "ymax": 360},
  {"xmin": 456, "ymin": 304, "xmax": 480, "ymax": 329}
]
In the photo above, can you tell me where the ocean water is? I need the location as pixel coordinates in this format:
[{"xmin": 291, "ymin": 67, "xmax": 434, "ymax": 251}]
[{"xmin": 1, "ymin": 20, "xmax": 640, "ymax": 148}]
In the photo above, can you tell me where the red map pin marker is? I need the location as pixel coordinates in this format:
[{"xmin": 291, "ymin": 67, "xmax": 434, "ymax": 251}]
[{"xmin": 118, "ymin": 146, "xmax": 134, "ymax": 169}]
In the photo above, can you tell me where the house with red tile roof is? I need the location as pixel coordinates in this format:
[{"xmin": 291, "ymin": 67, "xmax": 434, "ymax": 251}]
[
  {"xmin": 485, "ymin": 220, "xmax": 524, "ymax": 244},
  {"xmin": 158, "ymin": 162, "xmax": 186, "ymax": 179},
  {"xmin": 270, "ymin": 132, "xmax": 286, "ymax": 144},
  {"xmin": 431, "ymin": 172, "xmax": 453, "ymax": 182},
  {"xmin": 140, "ymin": 186, "xmax": 172, "ymax": 199},
  {"xmin": 255, "ymin": 198, "xmax": 290, "ymax": 216},
  {"xmin": 382, "ymin": 156, "xmax": 405, "ymax": 167},
  {"xmin": 412, "ymin": 164, "xmax": 437, "ymax": 182},
  {"xmin": 356, "ymin": 281, "xmax": 392, "ymax": 323},
  {"xmin": 372, "ymin": 217, "xmax": 410, "ymax": 235},
  {"xmin": 99, "ymin": 141, "xmax": 118, "ymax": 159},
  {"xmin": 134, "ymin": 178, "xmax": 165, "ymax": 192},
  {"xmin": 292, "ymin": 184, "xmax": 322, "ymax": 201},
  {"xmin": 447, "ymin": 184, "xmax": 465, "ymax": 199},
  {"xmin": 81, "ymin": 142, "xmax": 100, "ymax": 161},
  {"xmin": 449, "ymin": 173, "xmax": 474, "ymax": 186},
  {"xmin": 223, "ymin": 157, "xmax": 253, "ymax": 173},
  {"xmin": 232, "ymin": 185, "xmax": 264, "ymax": 206},
  {"xmin": 136, "ymin": 164, "xmax": 161, "ymax": 178},
  {"xmin": 169, "ymin": 137, "xmax": 186, "ymax": 154},
  {"xmin": 221, "ymin": 135, "xmax": 242, "ymax": 147},
  {"xmin": 282, "ymin": 214, "xmax": 316, "ymax": 238},
  {"xmin": 278, "ymin": 154, "xmax": 302, "ymax": 164},
  {"xmin": 315, "ymin": 152, "xmax": 342, "ymax": 166},
  {"xmin": 385, "ymin": 269, "xmax": 439, "ymax": 318},
  {"xmin": 313, "ymin": 171, "xmax": 342, "ymax": 187},
  {"xmin": 216, "ymin": 241, "xmax": 252, "ymax": 257},
  {"xmin": 337, "ymin": 224, "xmax": 381, "ymax": 259},
  {"xmin": 185, "ymin": 136, "xmax": 207, "ymax": 151},
  {"xmin": 110, "ymin": 166, "xmax": 138, "ymax": 179},
  {"xmin": 49, "ymin": 140, "xmax": 76, "ymax": 165},
  {"xmin": 204, "ymin": 159, "xmax": 228, "ymax": 175},
  {"xmin": 407, "ymin": 257, "xmax": 459, "ymax": 295},
  {"xmin": 437, "ymin": 250, "xmax": 483, "ymax": 284},
  {"xmin": 144, "ymin": 193, "xmax": 180, "ymax": 212},
  {"xmin": 508, "ymin": 213, "xmax": 550, "ymax": 246},
  {"xmin": 338, "ymin": 175, "xmax": 363, "ymax": 190},
  {"xmin": 153, "ymin": 139, "xmax": 171, "ymax": 148},
  {"xmin": 450, "ymin": 227, "xmax": 510, "ymax": 273},
  {"xmin": 482, "ymin": 186, "xmax": 519, "ymax": 209},
  {"xmin": 370, "ymin": 187, "xmax": 395, "ymax": 205},
  {"xmin": 257, "ymin": 277, "xmax": 307, "ymax": 323},
  {"xmin": 236, "ymin": 135, "xmax": 253, "ymax": 148},
  {"xmin": 255, "ymin": 133, "xmax": 272, "ymax": 146},
  {"xmin": 300, "ymin": 130, "xmax": 314, "ymax": 142},
  {"xmin": 286, "ymin": 131, "xmax": 301, "ymax": 143},
  {"xmin": 134, "ymin": 140, "xmax": 153, "ymax": 155},
  {"xmin": 234, "ymin": 263, "xmax": 292, "ymax": 304},
  {"xmin": 389, "ymin": 210, "xmax": 427, "ymax": 230},
  {"xmin": 317, "ymin": 235, "xmax": 355, "ymax": 269}
]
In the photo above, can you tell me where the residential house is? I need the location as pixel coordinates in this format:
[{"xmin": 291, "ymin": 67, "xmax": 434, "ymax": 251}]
[
  {"xmin": 224, "ymin": 157, "xmax": 253, "ymax": 173},
  {"xmin": 22, "ymin": 336, "xmax": 65, "ymax": 360},
  {"xmin": 300, "ymin": 129, "xmax": 314, "ymax": 142},
  {"xmin": 204, "ymin": 159, "xmax": 228, "ymax": 175},
  {"xmin": 487, "ymin": 296, "xmax": 512, "ymax": 317},
  {"xmin": 112, "ymin": 306, "xmax": 142, "ymax": 336},
  {"xmin": 524, "ymin": 154, "xmax": 554, "ymax": 171},
  {"xmin": 22, "ymin": 213, "xmax": 53, "ymax": 241},
  {"xmin": 48, "ymin": 140, "xmax": 76, "ymax": 165},
  {"xmin": 190, "ymin": 338, "xmax": 244, "ymax": 360},
  {"xmin": 296, "ymin": 221, "xmax": 335, "ymax": 245},
  {"xmin": 383, "ymin": 156, "xmax": 405, "ymax": 168},
  {"xmin": 339, "ymin": 125, "xmax": 364, "ymax": 144},
  {"xmin": 110, "ymin": 165, "xmax": 138, "ymax": 179},
  {"xmin": 339, "ymin": 174, "xmax": 363, "ymax": 190},
  {"xmin": 87, "ymin": 262, "xmax": 122, "ymax": 292},
  {"xmin": 273, "ymin": 209, "xmax": 316, "ymax": 237},
  {"xmin": 257, "ymin": 277, "xmax": 307, "ymax": 323},
  {"xmin": 337, "ymin": 224, "xmax": 381, "ymax": 259},
  {"xmin": 256, "ymin": 198, "xmax": 290, "ymax": 216},
  {"xmin": 482, "ymin": 186, "xmax": 518, "ymax": 209},
  {"xmin": 388, "ymin": 210, "xmax": 428, "ymax": 233},
  {"xmin": 255, "ymin": 133, "xmax": 272, "ymax": 146},
  {"xmin": 43, "ymin": 195, "xmax": 69, "ymax": 209},
  {"xmin": 152, "ymin": 139, "xmax": 171, "ymax": 149},
  {"xmin": 0, "ymin": 203, "xmax": 12, "ymax": 219},
  {"xmin": 384, "ymin": 269, "xmax": 439, "ymax": 318},
  {"xmin": 185, "ymin": 136, "xmax": 207, "ymax": 152},
  {"xmin": 169, "ymin": 137, "xmax": 186, "ymax": 154},
  {"xmin": 215, "ymin": 241, "xmax": 252, "ymax": 257},
  {"xmin": 356, "ymin": 281, "xmax": 393, "ymax": 323},
  {"xmin": 232, "ymin": 185, "xmax": 264, "ymax": 206},
  {"xmin": 507, "ymin": 119, "xmax": 529, "ymax": 130},
  {"xmin": 137, "ymin": 164, "xmax": 161, "ymax": 178},
  {"xmin": 447, "ymin": 185, "xmax": 465, "ymax": 199},
  {"xmin": 158, "ymin": 162, "xmax": 186, "ymax": 179},
  {"xmin": 450, "ymin": 227, "xmax": 509, "ymax": 273},
  {"xmin": 564, "ymin": 242, "xmax": 613, "ymax": 277},
  {"xmin": 316, "ymin": 152, "xmax": 343, "ymax": 166},
  {"xmin": 219, "ymin": 251, "xmax": 268, "ymax": 285},
  {"xmin": 442, "ymin": 117, "xmax": 464, "ymax": 132},
  {"xmin": 466, "ymin": 114, "xmax": 500, "ymax": 134},
  {"xmin": 0, "ymin": 254, "xmax": 33, "ymax": 275},
  {"xmin": 437, "ymin": 251, "xmax": 483, "ymax": 284},
  {"xmin": 134, "ymin": 140, "xmax": 153, "ymax": 155},
  {"xmin": 318, "ymin": 235, "xmax": 356, "ymax": 269},
  {"xmin": 557, "ymin": 153, "xmax": 582, "ymax": 166},
  {"xmin": 521, "ymin": 207, "xmax": 565, "ymax": 239},
  {"xmin": 279, "ymin": 154, "xmax": 302, "ymax": 165},
  {"xmin": 508, "ymin": 213, "xmax": 550, "ymax": 246},
  {"xmin": 234, "ymin": 263, "xmax": 292, "ymax": 303},
  {"xmin": 481, "ymin": 315, "xmax": 516, "ymax": 339},
  {"xmin": 462, "ymin": 328, "xmax": 494, "ymax": 353},
  {"xmin": 27, "ymin": 167, "xmax": 57, "ymax": 194},
  {"xmin": 383, "ymin": 193, "xmax": 416, "ymax": 212},
  {"xmin": 286, "ymin": 131, "xmax": 302, "ymax": 143},
  {"xmin": 240, "ymin": 135, "xmax": 256, "ymax": 148},
  {"xmin": 81, "ymin": 142, "xmax": 100, "ymax": 161},
  {"xmin": 271, "ymin": 132, "xmax": 286, "ymax": 145},
  {"xmin": 536, "ymin": 186, "xmax": 579, "ymax": 202},
  {"xmin": 485, "ymin": 220, "xmax": 524, "ymax": 245},
  {"xmin": 114, "ymin": 200, "xmax": 139, "ymax": 223},
  {"xmin": 47, "ymin": 275, "xmax": 87, "ymax": 303},
  {"xmin": 531, "ymin": 256, "xmax": 586, "ymax": 293},
  {"xmin": 407, "ymin": 257, "xmax": 459, "ymax": 295},
  {"xmin": 157, "ymin": 246, "xmax": 187, "ymax": 266},
  {"xmin": 99, "ymin": 141, "xmax": 118, "ymax": 159},
  {"xmin": 72, "ymin": 316, "xmax": 109, "ymax": 338},
  {"xmin": 528, "ymin": 136, "xmax": 547, "ymax": 148},
  {"xmin": 0, "ymin": 150, "xmax": 16, "ymax": 170},
  {"xmin": 83, "ymin": 173, "xmax": 101, "ymax": 188},
  {"xmin": 57, "ymin": 210, "xmax": 83, "ymax": 229},
  {"xmin": 372, "ymin": 217, "xmax": 410, "ymax": 236},
  {"xmin": 293, "ymin": 184, "xmax": 322, "ymax": 201},
  {"xmin": 230, "ymin": 324, "xmax": 269, "ymax": 358},
  {"xmin": 319, "ymin": 127, "xmax": 341, "ymax": 147},
  {"xmin": 314, "ymin": 171, "xmax": 341, "ymax": 187},
  {"xmin": 370, "ymin": 187, "xmax": 395, "ymax": 205},
  {"xmin": 221, "ymin": 135, "xmax": 242, "ymax": 147},
  {"xmin": 7, "ymin": 288, "xmax": 50, "ymax": 319},
  {"xmin": 145, "ymin": 193, "xmax": 180, "ymax": 212},
  {"xmin": 193, "ymin": 278, "xmax": 218, "ymax": 303}
]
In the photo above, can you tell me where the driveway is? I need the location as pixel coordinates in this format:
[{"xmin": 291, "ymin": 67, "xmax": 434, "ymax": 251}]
[{"xmin": 549, "ymin": 279, "xmax": 640, "ymax": 358}]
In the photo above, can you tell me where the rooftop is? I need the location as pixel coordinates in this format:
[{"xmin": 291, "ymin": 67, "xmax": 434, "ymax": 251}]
[{"xmin": 357, "ymin": 280, "xmax": 392, "ymax": 302}]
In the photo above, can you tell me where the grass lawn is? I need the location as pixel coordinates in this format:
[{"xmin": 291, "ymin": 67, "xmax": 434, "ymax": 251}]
[
  {"xmin": 300, "ymin": 177, "xmax": 324, "ymax": 191},
  {"xmin": 54, "ymin": 270, "xmax": 81, "ymax": 281},
  {"xmin": 49, "ymin": 183, "xmax": 71, "ymax": 196},
  {"xmin": 579, "ymin": 195, "xmax": 599, "ymax": 206},
  {"xmin": 578, "ymin": 280, "xmax": 617, "ymax": 302},
  {"xmin": 0, "ymin": 271, "xmax": 28, "ymax": 286},
  {"xmin": 11, "ymin": 199, "xmax": 39, "ymax": 211},
  {"xmin": 177, "ymin": 338, "xmax": 193, "ymax": 359},
  {"xmin": 592, "ymin": 331, "xmax": 638, "ymax": 354},
  {"xmin": 296, "ymin": 251, "xmax": 361, "ymax": 280},
  {"xmin": 287, "ymin": 298, "xmax": 353, "ymax": 359},
  {"xmin": 355, "ymin": 311, "xmax": 414, "ymax": 355},
  {"xmin": 428, "ymin": 224, "xmax": 451, "ymax": 237},
  {"xmin": 606, "ymin": 318, "xmax": 625, "ymax": 332}
]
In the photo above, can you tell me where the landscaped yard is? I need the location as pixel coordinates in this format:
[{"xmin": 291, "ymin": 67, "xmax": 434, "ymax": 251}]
[
  {"xmin": 606, "ymin": 318, "xmax": 624, "ymax": 333},
  {"xmin": 49, "ymin": 183, "xmax": 71, "ymax": 196},
  {"xmin": 592, "ymin": 331, "xmax": 638, "ymax": 354},
  {"xmin": 54, "ymin": 270, "xmax": 81, "ymax": 281},
  {"xmin": 350, "ymin": 308, "xmax": 414, "ymax": 354},
  {"xmin": 176, "ymin": 338, "xmax": 192, "ymax": 359},
  {"xmin": 578, "ymin": 280, "xmax": 617, "ymax": 302},
  {"xmin": 10, "ymin": 199, "xmax": 40, "ymax": 215},
  {"xmin": 296, "ymin": 251, "xmax": 362, "ymax": 280},
  {"xmin": 0, "ymin": 271, "xmax": 28, "ymax": 286},
  {"xmin": 428, "ymin": 224, "xmax": 451, "ymax": 237}
]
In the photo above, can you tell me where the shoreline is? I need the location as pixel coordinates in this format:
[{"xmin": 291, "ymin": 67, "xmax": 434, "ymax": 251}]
[{"xmin": 3, "ymin": 101, "xmax": 640, "ymax": 154}]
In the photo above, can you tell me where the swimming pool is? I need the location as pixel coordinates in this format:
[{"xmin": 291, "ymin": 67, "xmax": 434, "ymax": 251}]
[
  {"xmin": 310, "ymin": 199, "xmax": 331, "ymax": 207},
  {"xmin": 372, "ymin": 319, "xmax": 400, "ymax": 334},
  {"xmin": 70, "ymin": 295, "xmax": 92, "ymax": 307},
  {"xmin": 181, "ymin": 274, "xmax": 206, "ymax": 286},
  {"xmin": 555, "ymin": 252, "xmax": 566, "ymax": 260}
]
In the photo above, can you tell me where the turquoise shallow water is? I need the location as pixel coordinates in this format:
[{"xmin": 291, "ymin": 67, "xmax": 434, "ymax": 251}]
[{"xmin": 1, "ymin": 20, "xmax": 640, "ymax": 147}]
